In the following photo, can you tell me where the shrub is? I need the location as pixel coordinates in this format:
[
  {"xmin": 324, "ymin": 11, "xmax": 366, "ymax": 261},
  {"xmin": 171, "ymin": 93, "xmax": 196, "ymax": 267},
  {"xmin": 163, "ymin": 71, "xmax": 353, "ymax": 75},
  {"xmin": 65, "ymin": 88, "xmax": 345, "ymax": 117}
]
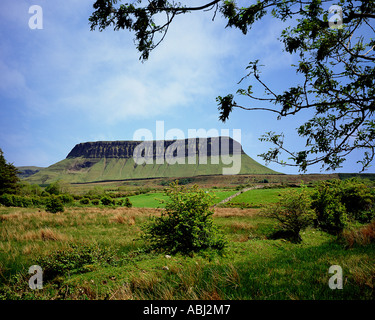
[
  {"xmin": 45, "ymin": 181, "xmax": 62, "ymax": 195},
  {"xmin": 124, "ymin": 197, "xmax": 132, "ymax": 208},
  {"xmin": 262, "ymin": 187, "xmax": 316, "ymax": 243},
  {"xmin": 116, "ymin": 199, "xmax": 124, "ymax": 206},
  {"xmin": 36, "ymin": 243, "xmax": 115, "ymax": 281},
  {"xmin": 80, "ymin": 197, "xmax": 90, "ymax": 205},
  {"xmin": 58, "ymin": 194, "xmax": 74, "ymax": 205},
  {"xmin": 140, "ymin": 182, "xmax": 227, "ymax": 254},
  {"xmin": 45, "ymin": 196, "xmax": 64, "ymax": 213},
  {"xmin": 178, "ymin": 178, "xmax": 193, "ymax": 185},
  {"xmin": 340, "ymin": 179, "xmax": 375, "ymax": 223},
  {"xmin": 0, "ymin": 194, "xmax": 35, "ymax": 208},
  {"xmin": 311, "ymin": 178, "xmax": 375, "ymax": 234},
  {"xmin": 101, "ymin": 195, "xmax": 114, "ymax": 206},
  {"xmin": 91, "ymin": 199, "xmax": 100, "ymax": 205},
  {"xmin": 0, "ymin": 194, "xmax": 14, "ymax": 207}
]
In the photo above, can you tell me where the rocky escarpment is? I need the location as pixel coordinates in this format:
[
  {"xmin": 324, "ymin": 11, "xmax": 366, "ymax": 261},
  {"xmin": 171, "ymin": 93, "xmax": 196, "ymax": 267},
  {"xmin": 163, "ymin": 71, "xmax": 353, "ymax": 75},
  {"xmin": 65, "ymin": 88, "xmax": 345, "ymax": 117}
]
[{"xmin": 66, "ymin": 137, "xmax": 244, "ymax": 159}]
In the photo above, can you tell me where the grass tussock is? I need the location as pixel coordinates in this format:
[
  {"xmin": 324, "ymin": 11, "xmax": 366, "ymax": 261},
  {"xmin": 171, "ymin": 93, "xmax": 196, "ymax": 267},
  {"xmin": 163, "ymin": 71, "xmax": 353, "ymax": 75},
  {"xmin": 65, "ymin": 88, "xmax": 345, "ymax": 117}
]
[
  {"xmin": 342, "ymin": 220, "xmax": 375, "ymax": 248},
  {"xmin": 213, "ymin": 208, "xmax": 259, "ymax": 218},
  {"xmin": 19, "ymin": 228, "xmax": 71, "ymax": 242},
  {"xmin": 110, "ymin": 213, "xmax": 136, "ymax": 225}
]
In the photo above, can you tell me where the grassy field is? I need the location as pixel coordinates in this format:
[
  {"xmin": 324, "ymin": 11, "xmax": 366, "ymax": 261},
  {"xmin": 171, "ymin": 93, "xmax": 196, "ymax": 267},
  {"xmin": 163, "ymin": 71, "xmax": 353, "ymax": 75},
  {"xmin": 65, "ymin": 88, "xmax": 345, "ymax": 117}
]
[
  {"xmin": 224, "ymin": 188, "xmax": 286, "ymax": 208},
  {"xmin": 0, "ymin": 186, "xmax": 374, "ymax": 300},
  {"xmin": 126, "ymin": 189, "xmax": 238, "ymax": 208}
]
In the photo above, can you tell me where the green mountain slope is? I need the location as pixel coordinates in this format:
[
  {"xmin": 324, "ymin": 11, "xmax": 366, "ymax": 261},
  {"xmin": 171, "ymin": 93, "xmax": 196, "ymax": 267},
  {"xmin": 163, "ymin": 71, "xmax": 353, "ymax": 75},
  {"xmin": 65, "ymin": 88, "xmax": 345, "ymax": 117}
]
[
  {"xmin": 25, "ymin": 154, "xmax": 278, "ymax": 184},
  {"xmin": 24, "ymin": 138, "xmax": 280, "ymax": 184}
]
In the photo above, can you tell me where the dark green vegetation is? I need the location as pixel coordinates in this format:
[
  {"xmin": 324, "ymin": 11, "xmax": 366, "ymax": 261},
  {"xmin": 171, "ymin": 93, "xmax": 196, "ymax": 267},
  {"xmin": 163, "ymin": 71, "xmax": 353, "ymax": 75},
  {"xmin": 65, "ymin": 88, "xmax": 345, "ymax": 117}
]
[
  {"xmin": 262, "ymin": 187, "xmax": 316, "ymax": 243},
  {"xmin": 0, "ymin": 148, "xmax": 20, "ymax": 195},
  {"xmin": 89, "ymin": 0, "xmax": 375, "ymax": 172},
  {"xmin": 0, "ymin": 177, "xmax": 374, "ymax": 300},
  {"xmin": 141, "ymin": 183, "xmax": 227, "ymax": 254}
]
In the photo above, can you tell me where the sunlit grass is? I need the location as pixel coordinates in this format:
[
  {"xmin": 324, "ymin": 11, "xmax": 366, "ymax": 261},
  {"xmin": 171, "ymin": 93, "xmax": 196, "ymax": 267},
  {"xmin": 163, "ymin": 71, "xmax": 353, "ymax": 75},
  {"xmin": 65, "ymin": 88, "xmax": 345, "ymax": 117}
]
[
  {"xmin": 126, "ymin": 189, "xmax": 237, "ymax": 208},
  {"xmin": 0, "ymin": 205, "xmax": 374, "ymax": 300}
]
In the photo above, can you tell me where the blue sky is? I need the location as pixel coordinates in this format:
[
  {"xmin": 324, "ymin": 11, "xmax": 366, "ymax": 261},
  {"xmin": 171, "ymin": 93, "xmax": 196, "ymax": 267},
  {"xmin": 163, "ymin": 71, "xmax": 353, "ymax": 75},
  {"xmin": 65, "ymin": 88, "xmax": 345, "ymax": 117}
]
[{"xmin": 0, "ymin": 0, "xmax": 372, "ymax": 174}]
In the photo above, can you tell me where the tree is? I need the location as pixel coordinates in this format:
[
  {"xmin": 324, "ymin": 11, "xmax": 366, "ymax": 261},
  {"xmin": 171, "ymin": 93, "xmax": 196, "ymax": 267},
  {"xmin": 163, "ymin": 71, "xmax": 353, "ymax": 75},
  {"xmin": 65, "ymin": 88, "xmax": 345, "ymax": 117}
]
[
  {"xmin": 262, "ymin": 187, "xmax": 316, "ymax": 242},
  {"xmin": 140, "ymin": 182, "xmax": 226, "ymax": 254},
  {"xmin": 0, "ymin": 148, "xmax": 20, "ymax": 195},
  {"xmin": 45, "ymin": 195, "xmax": 65, "ymax": 213},
  {"xmin": 89, "ymin": 1, "xmax": 375, "ymax": 172}
]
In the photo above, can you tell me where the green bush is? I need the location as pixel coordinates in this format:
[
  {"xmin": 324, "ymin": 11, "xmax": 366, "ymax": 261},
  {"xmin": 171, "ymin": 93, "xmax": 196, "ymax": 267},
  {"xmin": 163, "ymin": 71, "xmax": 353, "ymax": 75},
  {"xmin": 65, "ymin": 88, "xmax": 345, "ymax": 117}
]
[
  {"xmin": 311, "ymin": 178, "xmax": 375, "ymax": 234},
  {"xmin": 0, "ymin": 194, "xmax": 36, "ymax": 208},
  {"xmin": 91, "ymin": 199, "xmax": 100, "ymax": 205},
  {"xmin": 32, "ymin": 196, "xmax": 47, "ymax": 207},
  {"xmin": 45, "ymin": 181, "xmax": 62, "ymax": 195},
  {"xmin": 45, "ymin": 196, "xmax": 64, "ymax": 213},
  {"xmin": 340, "ymin": 179, "xmax": 375, "ymax": 223},
  {"xmin": 58, "ymin": 193, "xmax": 74, "ymax": 205},
  {"xmin": 141, "ymin": 182, "xmax": 227, "ymax": 254},
  {"xmin": 100, "ymin": 195, "xmax": 114, "ymax": 206},
  {"xmin": 36, "ymin": 244, "xmax": 116, "ymax": 281},
  {"xmin": 116, "ymin": 199, "xmax": 124, "ymax": 206},
  {"xmin": 0, "ymin": 194, "xmax": 14, "ymax": 207},
  {"xmin": 262, "ymin": 187, "xmax": 316, "ymax": 243},
  {"xmin": 124, "ymin": 197, "xmax": 132, "ymax": 208},
  {"xmin": 79, "ymin": 197, "xmax": 91, "ymax": 205}
]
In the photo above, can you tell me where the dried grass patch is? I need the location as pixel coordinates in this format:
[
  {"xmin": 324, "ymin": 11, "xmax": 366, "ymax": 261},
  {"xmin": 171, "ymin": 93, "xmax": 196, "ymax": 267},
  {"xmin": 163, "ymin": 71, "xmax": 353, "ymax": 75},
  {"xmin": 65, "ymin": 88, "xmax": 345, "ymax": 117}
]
[
  {"xmin": 213, "ymin": 208, "xmax": 260, "ymax": 218},
  {"xmin": 342, "ymin": 220, "xmax": 375, "ymax": 248},
  {"xmin": 20, "ymin": 228, "xmax": 71, "ymax": 241},
  {"xmin": 110, "ymin": 213, "xmax": 136, "ymax": 225}
]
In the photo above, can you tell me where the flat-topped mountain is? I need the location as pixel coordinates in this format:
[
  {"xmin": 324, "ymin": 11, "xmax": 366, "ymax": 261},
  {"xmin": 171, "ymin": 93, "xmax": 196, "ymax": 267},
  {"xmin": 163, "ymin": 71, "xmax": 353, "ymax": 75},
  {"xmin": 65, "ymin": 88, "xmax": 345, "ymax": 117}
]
[
  {"xmin": 66, "ymin": 137, "xmax": 244, "ymax": 159},
  {"xmin": 25, "ymin": 137, "xmax": 279, "ymax": 184}
]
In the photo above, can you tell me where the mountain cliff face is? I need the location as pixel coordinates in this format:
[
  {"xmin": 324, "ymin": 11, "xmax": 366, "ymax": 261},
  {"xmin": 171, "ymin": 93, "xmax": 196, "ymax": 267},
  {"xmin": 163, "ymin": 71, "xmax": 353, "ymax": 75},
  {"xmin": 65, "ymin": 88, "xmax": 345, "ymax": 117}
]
[{"xmin": 66, "ymin": 137, "xmax": 244, "ymax": 159}]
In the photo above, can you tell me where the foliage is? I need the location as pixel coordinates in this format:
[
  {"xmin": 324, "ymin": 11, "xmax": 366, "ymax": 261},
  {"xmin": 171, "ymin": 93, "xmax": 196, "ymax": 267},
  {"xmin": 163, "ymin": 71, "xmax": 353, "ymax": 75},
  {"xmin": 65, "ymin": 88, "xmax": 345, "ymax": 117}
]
[
  {"xmin": 18, "ymin": 182, "xmax": 43, "ymax": 197},
  {"xmin": 45, "ymin": 181, "xmax": 63, "ymax": 195},
  {"xmin": 141, "ymin": 182, "xmax": 227, "ymax": 254},
  {"xmin": 89, "ymin": 0, "xmax": 375, "ymax": 171},
  {"xmin": 0, "ymin": 194, "xmax": 48, "ymax": 208},
  {"xmin": 36, "ymin": 243, "xmax": 116, "ymax": 281},
  {"xmin": 262, "ymin": 187, "xmax": 316, "ymax": 242},
  {"xmin": 0, "ymin": 148, "xmax": 20, "ymax": 195},
  {"xmin": 340, "ymin": 179, "xmax": 375, "ymax": 223},
  {"xmin": 84, "ymin": 186, "xmax": 106, "ymax": 199},
  {"xmin": 124, "ymin": 197, "xmax": 132, "ymax": 208},
  {"xmin": 100, "ymin": 195, "xmax": 114, "ymax": 206},
  {"xmin": 45, "ymin": 195, "xmax": 65, "ymax": 213},
  {"xmin": 311, "ymin": 178, "xmax": 375, "ymax": 234},
  {"xmin": 57, "ymin": 193, "xmax": 74, "ymax": 205},
  {"xmin": 218, "ymin": 0, "xmax": 375, "ymax": 172},
  {"xmin": 80, "ymin": 197, "xmax": 91, "ymax": 205}
]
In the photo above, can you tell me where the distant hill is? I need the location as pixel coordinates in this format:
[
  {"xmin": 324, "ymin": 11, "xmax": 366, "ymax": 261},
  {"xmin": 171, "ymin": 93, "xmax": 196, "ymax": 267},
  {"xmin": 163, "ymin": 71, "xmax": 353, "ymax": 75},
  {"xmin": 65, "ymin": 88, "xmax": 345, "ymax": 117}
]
[
  {"xmin": 24, "ymin": 137, "xmax": 280, "ymax": 184},
  {"xmin": 17, "ymin": 166, "xmax": 45, "ymax": 179}
]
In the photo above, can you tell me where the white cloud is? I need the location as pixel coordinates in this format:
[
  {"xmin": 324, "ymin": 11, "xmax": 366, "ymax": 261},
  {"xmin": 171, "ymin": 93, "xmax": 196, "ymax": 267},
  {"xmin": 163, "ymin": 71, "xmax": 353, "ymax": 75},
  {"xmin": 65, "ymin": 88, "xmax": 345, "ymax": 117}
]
[
  {"xmin": 1, "ymin": 0, "xmax": 293, "ymax": 124},
  {"xmin": 42, "ymin": 7, "xmax": 242, "ymax": 123}
]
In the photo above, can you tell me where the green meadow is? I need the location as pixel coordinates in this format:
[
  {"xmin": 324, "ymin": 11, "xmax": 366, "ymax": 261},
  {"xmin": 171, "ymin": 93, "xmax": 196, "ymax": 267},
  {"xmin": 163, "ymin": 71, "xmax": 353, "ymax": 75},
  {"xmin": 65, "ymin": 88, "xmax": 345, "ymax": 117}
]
[
  {"xmin": 0, "ymin": 186, "xmax": 374, "ymax": 300},
  {"xmin": 224, "ymin": 188, "xmax": 287, "ymax": 208},
  {"xmin": 126, "ymin": 189, "xmax": 237, "ymax": 208}
]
